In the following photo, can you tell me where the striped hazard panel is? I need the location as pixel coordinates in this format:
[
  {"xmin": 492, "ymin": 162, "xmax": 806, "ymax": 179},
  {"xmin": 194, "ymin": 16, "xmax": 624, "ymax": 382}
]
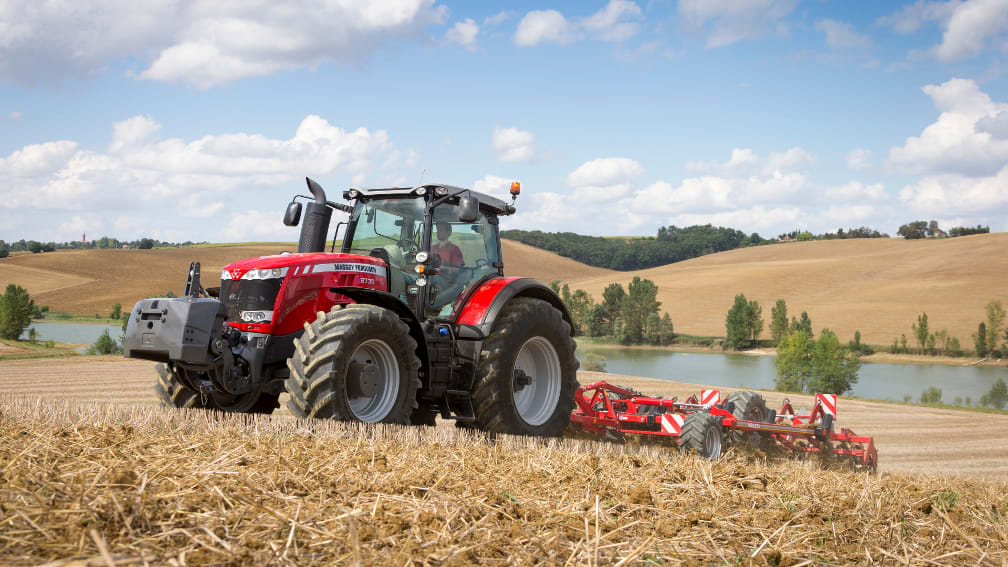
[
  {"xmin": 700, "ymin": 389, "xmax": 720, "ymax": 406},
  {"xmin": 816, "ymin": 394, "xmax": 837, "ymax": 416},
  {"xmin": 660, "ymin": 414, "xmax": 685, "ymax": 435}
]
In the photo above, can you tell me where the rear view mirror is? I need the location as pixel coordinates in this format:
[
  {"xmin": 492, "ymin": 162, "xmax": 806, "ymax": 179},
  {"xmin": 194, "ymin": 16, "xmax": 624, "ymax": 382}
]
[
  {"xmin": 458, "ymin": 193, "xmax": 479, "ymax": 223},
  {"xmin": 283, "ymin": 201, "xmax": 302, "ymax": 226}
]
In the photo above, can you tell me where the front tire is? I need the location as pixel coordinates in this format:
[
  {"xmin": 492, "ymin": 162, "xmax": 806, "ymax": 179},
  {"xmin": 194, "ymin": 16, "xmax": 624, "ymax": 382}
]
[
  {"xmin": 470, "ymin": 298, "xmax": 578, "ymax": 437},
  {"xmin": 286, "ymin": 304, "xmax": 421, "ymax": 424},
  {"xmin": 154, "ymin": 363, "xmax": 279, "ymax": 414}
]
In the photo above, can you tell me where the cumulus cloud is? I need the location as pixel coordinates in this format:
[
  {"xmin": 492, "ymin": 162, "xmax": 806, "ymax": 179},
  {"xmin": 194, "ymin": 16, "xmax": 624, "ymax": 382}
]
[
  {"xmin": 846, "ymin": 148, "xmax": 872, "ymax": 170},
  {"xmin": 893, "ymin": 79, "xmax": 1008, "ymax": 221},
  {"xmin": 566, "ymin": 157, "xmax": 642, "ymax": 201},
  {"xmin": 877, "ymin": 0, "xmax": 960, "ymax": 34},
  {"xmin": 815, "ymin": 19, "xmax": 872, "ymax": 50},
  {"xmin": 888, "ymin": 78, "xmax": 1008, "ymax": 177},
  {"xmin": 933, "ymin": 0, "xmax": 1008, "ymax": 60},
  {"xmin": 824, "ymin": 181, "xmax": 887, "ymax": 201},
  {"xmin": 0, "ymin": 0, "xmax": 446, "ymax": 87},
  {"xmin": 0, "ymin": 115, "xmax": 414, "ymax": 241},
  {"xmin": 514, "ymin": 1, "xmax": 641, "ymax": 46},
  {"xmin": 678, "ymin": 0, "xmax": 797, "ymax": 47},
  {"xmin": 445, "ymin": 19, "xmax": 479, "ymax": 50},
  {"xmin": 492, "ymin": 127, "xmax": 537, "ymax": 162}
]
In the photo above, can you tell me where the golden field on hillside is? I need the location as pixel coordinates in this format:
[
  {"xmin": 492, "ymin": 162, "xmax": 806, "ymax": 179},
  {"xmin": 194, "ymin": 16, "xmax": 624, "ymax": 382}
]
[
  {"xmin": 2, "ymin": 234, "xmax": 1006, "ymax": 346},
  {"xmin": 569, "ymin": 234, "xmax": 1008, "ymax": 345}
]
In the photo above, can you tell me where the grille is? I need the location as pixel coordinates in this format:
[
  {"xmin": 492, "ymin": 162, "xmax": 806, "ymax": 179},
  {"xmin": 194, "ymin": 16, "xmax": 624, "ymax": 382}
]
[{"xmin": 220, "ymin": 278, "xmax": 283, "ymax": 322}]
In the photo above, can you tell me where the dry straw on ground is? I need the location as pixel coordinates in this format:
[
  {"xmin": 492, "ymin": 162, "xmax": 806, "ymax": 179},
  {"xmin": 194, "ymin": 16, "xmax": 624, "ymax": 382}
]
[{"xmin": 2, "ymin": 397, "xmax": 1006, "ymax": 566}]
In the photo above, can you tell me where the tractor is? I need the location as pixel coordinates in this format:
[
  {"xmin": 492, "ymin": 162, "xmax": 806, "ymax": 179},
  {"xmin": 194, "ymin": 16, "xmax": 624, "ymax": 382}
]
[{"xmin": 124, "ymin": 178, "xmax": 579, "ymax": 436}]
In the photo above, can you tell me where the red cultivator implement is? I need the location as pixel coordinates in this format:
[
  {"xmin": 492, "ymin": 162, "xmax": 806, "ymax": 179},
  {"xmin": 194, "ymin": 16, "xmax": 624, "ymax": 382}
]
[{"xmin": 568, "ymin": 381, "xmax": 877, "ymax": 472}]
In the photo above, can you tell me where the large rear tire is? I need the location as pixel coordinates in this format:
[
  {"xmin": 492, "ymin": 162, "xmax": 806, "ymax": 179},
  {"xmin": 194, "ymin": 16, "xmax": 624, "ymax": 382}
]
[
  {"xmin": 470, "ymin": 297, "xmax": 578, "ymax": 437},
  {"xmin": 154, "ymin": 364, "xmax": 279, "ymax": 414},
  {"xmin": 679, "ymin": 411, "xmax": 723, "ymax": 459},
  {"xmin": 724, "ymin": 390, "xmax": 768, "ymax": 450},
  {"xmin": 286, "ymin": 304, "xmax": 421, "ymax": 424}
]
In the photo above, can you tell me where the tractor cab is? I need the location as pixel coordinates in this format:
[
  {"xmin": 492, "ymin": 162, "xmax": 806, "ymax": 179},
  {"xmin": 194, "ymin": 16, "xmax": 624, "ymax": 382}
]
[{"xmin": 338, "ymin": 185, "xmax": 514, "ymax": 320}]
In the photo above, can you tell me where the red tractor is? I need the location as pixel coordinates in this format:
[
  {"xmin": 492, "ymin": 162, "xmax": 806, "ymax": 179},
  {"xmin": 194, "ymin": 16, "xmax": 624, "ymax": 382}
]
[{"xmin": 124, "ymin": 178, "xmax": 578, "ymax": 436}]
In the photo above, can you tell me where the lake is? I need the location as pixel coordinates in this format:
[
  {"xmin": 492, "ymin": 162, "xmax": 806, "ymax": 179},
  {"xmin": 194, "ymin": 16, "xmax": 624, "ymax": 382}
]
[
  {"xmin": 20, "ymin": 321, "xmax": 123, "ymax": 345},
  {"xmin": 578, "ymin": 345, "xmax": 1006, "ymax": 404}
]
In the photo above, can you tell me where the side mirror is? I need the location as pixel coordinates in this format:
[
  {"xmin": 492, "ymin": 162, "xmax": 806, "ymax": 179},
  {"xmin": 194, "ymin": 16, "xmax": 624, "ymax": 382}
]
[
  {"xmin": 283, "ymin": 201, "xmax": 302, "ymax": 226},
  {"xmin": 458, "ymin": 193, "xmax": 479, "ymax": 223}
]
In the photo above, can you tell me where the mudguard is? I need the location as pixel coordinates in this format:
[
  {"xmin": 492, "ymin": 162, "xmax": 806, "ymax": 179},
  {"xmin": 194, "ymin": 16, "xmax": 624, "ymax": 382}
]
[{"xmin": 454, "ymin": 277, "xmax": 574, "ymax": 335}]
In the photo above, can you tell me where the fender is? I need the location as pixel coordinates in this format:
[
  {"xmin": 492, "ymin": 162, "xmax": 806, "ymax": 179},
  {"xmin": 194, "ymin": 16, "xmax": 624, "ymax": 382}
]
[
  {"xmin": 454, "ymin": 277, "xmax": 574, "ymax": 336},
  {"xmin": 329, "ymin": 286, "xmax": 430, "ymax": 372}
]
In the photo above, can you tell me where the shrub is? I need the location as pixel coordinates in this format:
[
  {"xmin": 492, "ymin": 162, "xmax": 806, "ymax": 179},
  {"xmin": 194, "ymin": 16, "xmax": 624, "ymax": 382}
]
[
  {"xmin": 87, "ymin": 330, "xmax": 122, "ymax": 355},
  {"xmin": 0, "ymin": 284, "xmax": 35, "ymax": 340},
  {"xmin": 920, "ymin": 387, "xmax": 943, "ymax": 404}
]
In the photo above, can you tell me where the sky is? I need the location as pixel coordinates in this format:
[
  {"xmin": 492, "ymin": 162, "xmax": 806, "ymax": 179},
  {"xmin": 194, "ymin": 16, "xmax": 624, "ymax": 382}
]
[{"xmin": 1, "ymin": 0, "xmax": 1007, "ymax": 243}]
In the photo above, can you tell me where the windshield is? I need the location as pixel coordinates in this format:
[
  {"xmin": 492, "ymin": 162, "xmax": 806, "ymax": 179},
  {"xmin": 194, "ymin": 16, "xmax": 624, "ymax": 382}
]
[{"xmin": 344, "ymin": 198, "xmax": 425, "ymax": 257}]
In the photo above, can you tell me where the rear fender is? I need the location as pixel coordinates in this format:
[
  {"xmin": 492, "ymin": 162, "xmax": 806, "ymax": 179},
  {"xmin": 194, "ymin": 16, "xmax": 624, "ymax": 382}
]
[
  {"xmin": 329, "ymin": 286, "xmax": 429, "ymax": 372},
  {"xmin": 454, "ymin": 277, "xmax": 574, "ymax": 336}
]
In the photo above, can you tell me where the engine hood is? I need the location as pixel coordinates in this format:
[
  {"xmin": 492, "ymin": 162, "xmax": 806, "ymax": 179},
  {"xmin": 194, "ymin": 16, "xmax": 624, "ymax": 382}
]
[{"xmin": 221, "ymin": 252, "xmax": 384, "ymax": 281}]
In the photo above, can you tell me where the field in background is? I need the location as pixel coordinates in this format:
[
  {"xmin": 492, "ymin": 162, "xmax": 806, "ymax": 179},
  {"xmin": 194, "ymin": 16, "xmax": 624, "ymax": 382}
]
[
  {"xmin": 1, "ymin": 372, "xmax": 1006, "ymax": 565},
  {"xmin": 2, "ymin": 234, "xmax": 1007, "ymax": 345},
  {"xmin": 570, "ymin": 233, "xmax": 1008, "ymax": 345}
]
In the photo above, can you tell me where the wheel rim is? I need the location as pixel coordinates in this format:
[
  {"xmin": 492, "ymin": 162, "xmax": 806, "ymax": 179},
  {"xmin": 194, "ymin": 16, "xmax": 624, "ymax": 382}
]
[
  {"xmin": 704, "ymin": 423, "xmax": 722, "ymax": 459},
  {"xmin": 346, "ymin": 339, "xmax": 400, "ymax": 423},
  {"xmin": 512, "ymin": 336, "xmax": 562, "ymax": 426}
]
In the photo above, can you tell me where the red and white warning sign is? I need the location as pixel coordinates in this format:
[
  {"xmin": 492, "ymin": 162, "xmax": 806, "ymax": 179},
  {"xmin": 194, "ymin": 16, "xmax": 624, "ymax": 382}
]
[
  {"xmin": 660, "ymin": 414, "xmax": 684, "ymax": 435},
  {"xmin": 700, "ymin": 389, "xmax": 720, "ymax": 406},
  {"xmin": 816, "ymin": 394, "xmax": 837, "ymax": 416}
]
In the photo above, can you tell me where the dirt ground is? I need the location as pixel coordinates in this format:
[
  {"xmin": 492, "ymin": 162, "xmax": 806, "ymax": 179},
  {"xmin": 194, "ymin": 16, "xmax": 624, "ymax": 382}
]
[{"xmin": 2, "ymin": 356, "xmax": 1006, "ymax": 480}]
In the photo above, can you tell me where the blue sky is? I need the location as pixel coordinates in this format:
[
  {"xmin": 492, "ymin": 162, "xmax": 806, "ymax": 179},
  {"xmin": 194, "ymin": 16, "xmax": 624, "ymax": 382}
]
[{"xmin": 1, "ymin": 0, "xmax": 1007, "ymax": 243}]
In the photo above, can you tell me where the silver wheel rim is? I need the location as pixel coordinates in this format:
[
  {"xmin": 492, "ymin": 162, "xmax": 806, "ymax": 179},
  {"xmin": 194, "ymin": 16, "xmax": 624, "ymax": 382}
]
[
  {"xmin": 512, "ymin": 336, "xmax": 562, "ymax": 426},
  {"xmin": 705, "ymin": 423, "xmax": 722, "ymax": 459},
  {"xmin": 347, "ymin": 339, "xmax": 400, "ymax": 423}
]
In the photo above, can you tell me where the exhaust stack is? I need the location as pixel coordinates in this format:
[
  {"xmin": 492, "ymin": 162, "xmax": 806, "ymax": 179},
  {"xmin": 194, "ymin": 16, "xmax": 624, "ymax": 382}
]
[{"xmin": 298, "ymin": 177, "xmax": 333, "ymax": 253}]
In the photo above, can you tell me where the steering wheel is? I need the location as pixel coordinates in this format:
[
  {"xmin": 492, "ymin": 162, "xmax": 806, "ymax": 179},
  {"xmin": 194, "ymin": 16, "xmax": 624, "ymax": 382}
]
[{"xmin": 397, "ymin": 239, "xmax": 418, "ymax": 257}]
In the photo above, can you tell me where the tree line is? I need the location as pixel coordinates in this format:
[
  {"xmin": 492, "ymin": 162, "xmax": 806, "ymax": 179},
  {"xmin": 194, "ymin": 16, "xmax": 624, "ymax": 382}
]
[
  {"xmin": 551, "ymin": 278, "xmax": 676, "ymax": 346},
  {"xmin": 896, "ymin": 220, "xmax": 990, "ymax": 239},
  {"xmin": 0, "ymin": 237, "xmax": 206, "ymax": 257},
  {"xmin": 504, "ymin": 224, "xmax": 762, "ymax": 270}
]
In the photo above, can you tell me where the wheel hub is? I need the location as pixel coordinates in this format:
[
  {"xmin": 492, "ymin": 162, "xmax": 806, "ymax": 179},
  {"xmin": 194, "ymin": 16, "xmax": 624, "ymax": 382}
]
[
  {"xmin": 512, "ymin": 369, "xmax": 533, "ymax": 392},
  {"xmin": 346, "ymin": 361, "xmax": 379, "ymax": 398}
]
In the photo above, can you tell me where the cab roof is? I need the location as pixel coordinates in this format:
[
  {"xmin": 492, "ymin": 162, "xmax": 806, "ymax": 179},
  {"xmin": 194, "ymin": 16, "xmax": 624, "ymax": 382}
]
[{"xmin": 343, "ymin": 184, "xmax": 514, "ymax": 216}]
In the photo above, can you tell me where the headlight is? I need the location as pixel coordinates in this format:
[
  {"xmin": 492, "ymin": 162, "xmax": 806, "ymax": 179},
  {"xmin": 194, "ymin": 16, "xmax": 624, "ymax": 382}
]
[
  {"xmin": 415, "ymin": 276, "xmax": 427, "ymax": 287},
  {"xmin": 271, "ymin": 268, "xmax": 283, "ymax": 277},
  {"xmin": 415, "ymin": 186, "xmax": 427, "ymax": 195},
  {"xmin": 435, "ymin": 186, "xmax": 448, "ymax": 196},
  {"xmin": 415, "ymin": 251, "xmax": 428, "ymax": 263}
]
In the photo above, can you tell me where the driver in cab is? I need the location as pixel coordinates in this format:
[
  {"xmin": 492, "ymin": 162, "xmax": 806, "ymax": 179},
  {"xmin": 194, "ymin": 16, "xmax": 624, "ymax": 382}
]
[{"xmin": 431, "ymin": 222, "xmax": 463, "ymax": 277}]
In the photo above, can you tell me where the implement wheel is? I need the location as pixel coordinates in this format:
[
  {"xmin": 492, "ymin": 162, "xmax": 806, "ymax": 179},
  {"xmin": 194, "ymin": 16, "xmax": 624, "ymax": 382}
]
[
  {"xmin": 680, "ymin": 411, "xmax": 723, "ymax": 459},
  {"xmin": 471, "ymin": 298, "xmax": 578, "ymax": 437},
  {"xmin": 155, "ymin": 363, "xmax": 279, "ymax": 414},
  {"xmin": 724, "ymin": 390, "xmax": 768, "ymax": 450},
  {"xmin": 286, "ymin": 304, "xmax": 420, "ymax": 423}
]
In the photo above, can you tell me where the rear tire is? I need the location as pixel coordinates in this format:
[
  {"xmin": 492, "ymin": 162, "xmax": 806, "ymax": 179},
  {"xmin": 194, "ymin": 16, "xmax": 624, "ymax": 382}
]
[
  {"xmin": 724, "ymin": 390, "xmax": 768, "ymax": 449},
  {"xmin": 286, "ymin": 304, "xmax": 421, "ymax": 424},
  {"xmin": 679, "ymin": 411, "xmax": 723, "ymax": 459},
  {"xmin": 470, "ymin": 298, "xmax": 578, "ymax": 437},
  {"xmin": 154, "ymin": 364, "xmax": 279, "ymax": 414}
]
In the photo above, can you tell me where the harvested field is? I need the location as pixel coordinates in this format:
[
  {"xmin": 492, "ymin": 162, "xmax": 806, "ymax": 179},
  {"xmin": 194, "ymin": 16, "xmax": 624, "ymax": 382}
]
[
  {"xmin": 0, "ymin": 240, "xmax": 612, "ymax": 317},
  {"xmin": 1, "ymin": 397, "xmax": 1006, "ymax": 566}
]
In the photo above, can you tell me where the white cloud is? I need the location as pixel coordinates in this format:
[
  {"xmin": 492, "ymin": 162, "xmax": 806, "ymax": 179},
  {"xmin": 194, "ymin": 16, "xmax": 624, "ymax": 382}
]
[
  {"xmin": 222, "ymin": 210, "xmax": 301, "ymax": 241},
  {"xmin": 678, "ymin": 0, "xmax": 797, "ymax": 47},
  {"xmin": 567, "ymin": 157, "xmax": 642, "ymax": 187},
  {"xmin": 877, "ymin": 1, "xmax": 960, "ymax": 34},
  {"xmin": 492, "ymin": 127, "xmax": 537, "ymax": 162},
  {"xmin": 514, "ymin": 1, "xmax": 641, "ymax": 46},
  {"xmin": 484, "ymin": 11, "xmax": 513, "ymax": 26},
  {"xmin": 472, "ymin": 174, "xmax": 513, "ymax": 201},
  {"xmin": 445, "ymin": 19, "xmax": 479, "ymax": 50},
  {"xmin": 0, "ymin": 0, "xmax": 446, "ymax": 87},
  {"xmin": 7, "ymin": 111, "xmax": 22, "ymax": 120},
  {"xmin": 815, "ymin": 19, "xmax": 872, "ymax": 50},
  {"xmin": 824, "ymin": 181, "xmax": 887, "ymax": 201},
  {"xmin": 977, "ymin": 110, "xmax": 1008, "ymax": 138},
  {"xmin": 888, "ymin": 78, "xmax": 1008, "ymax": 176},
  {"xmin": 933, "ymin": 0, "xmax": 1008, "ymax": 60},
  {"xmin": 846, "ymin": 148, "xmax": 872, "ymax": 170},
  {"xmin": 0, "ymin": 114, "xmax": 414, "ymax": 241}
]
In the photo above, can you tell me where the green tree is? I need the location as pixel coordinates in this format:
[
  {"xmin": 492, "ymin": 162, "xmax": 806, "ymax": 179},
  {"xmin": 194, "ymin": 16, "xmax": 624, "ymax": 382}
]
[
  {"xmin": 790, "ymin": 311, "xmax": 813, "ymax": 337},
  {"xmin": 973, "ymin": 322, "xmax": 988, "ymax": 357},
  {"xmin": 849, "ymin": 330, "xmax": 862, "ymax": 354},
  {"xmin": 900, "ymin": 334, "xmax": 908, "ymax": 354},
  {"xmin": 980, "ymin": 378, "xmax": 1007, "ymax": 410},
  {"xmin": 912, "ymin": 312, "xmax": 929, "ymax": 354},
  {"xmin": 27, "ymin": 327, "xmax": 37, "ymax": 344},
  {"xmin": 585, "ymin": 304, "xmax": 610, "ymax": 337},
  {"xmin": 621, "ymin": 277, "xmax": 660, "ymax": 344},
  {"xmin": 87, "ymin": 329, "xmax": 122, "ymax": 355},
  {"xmin": 809, "ymin": 329, "xmax": 860, "ymax": 394},
  {"xmin": 602, "ymin": 283, "xmax": 626, "ymax": 328},
  {"xmin": 770, "ymin": 299, "xmax": 788, "ymax": 344},
  {"xmin": 725, "ymin": 294, "xmax": 753, "ymax": 350},
  {"xmin": 774, "ymin": 330, "xmax": 813, "ymax": 392},
  {"xmin": 110, "ymin": 302, "xmax": 122, "ymax": 320},
  {"xmin": 934, "ymin": 329, "xmax": 949, "ymax": 356},
  {"xmin": 746, "ymin": 299, "xmax": 764, "ymax": 345},
  {"xmin": 985, "ymin": 300, "xmax": 1005, "ymax": 355},
  {"xmin": 566, "ymin": 289, "xmax": 593, "ymax": 336},
  {"xmin": 920, "ymin": 387, "xmax": 942, "ymax": 404},
  {"xmin": 0, "ymin": 284, "xmax": 35, "ymax": 340},
  {"xmin": 948, "ymin": 336, "xmax": 961, "ymax": 356}
]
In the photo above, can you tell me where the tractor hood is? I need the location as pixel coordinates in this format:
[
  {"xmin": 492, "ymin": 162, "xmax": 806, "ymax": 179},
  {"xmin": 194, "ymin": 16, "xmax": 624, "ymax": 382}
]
[{"xmin": 220, "ymin": 252, "xmax": 385, "ymax": 281}]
